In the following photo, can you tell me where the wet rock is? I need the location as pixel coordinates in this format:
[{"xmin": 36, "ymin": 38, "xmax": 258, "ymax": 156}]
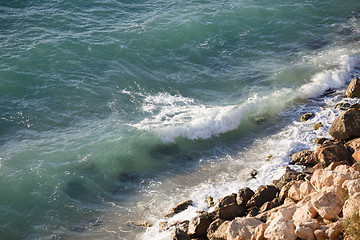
[
  {"xmin": 236, "ymin": 187, "xmax": 255, "ymax": 207},
  {"xmin": 345, "ymin": 76, "xmax": 360, "ymax": 98},
  {"xmin": 300, "ymin": 112, "xmax": 314, "ymax": 122},
  {"xmin": 227, "ymin": 217, "xmax": 263, "ymax": 240},
  {"xmin": 165, "ymin": 200, "xmax": 193, "ymax": 217},
  {"xmin": 247, "ymin": 185, "xmax": 279, "ymax": 208},
  {"xmin": 314, "ymin": 140, "xmax": 352, "ymax": 166},
  {"xmin": 250, "ymin": 169, "xmax": 258, "ymax": 179},
  {"xmin": 313, "ymin": 122, "xmax": 323, "ymax": 130},
  {"xmin": 290, "ymin": 150, "xmax": 317, "ymax": 167},
  {"xmin": 206, "ymin": 196, "xmax": 214, "ymax": 208},
  {"xmin": 171, "ymin": 228, "xmax": 191, "ymax": 240},
  {"xmin": 313, "ymin": 137, "xmax": 328, "ymax": 145},
  {"xmin": 335, "ymin": 102, "xmax": 351, "ymax": 110},
  {"xmin": 187, "ymin": 212, "xmax": 212, "ymax": 237},
  {"xmin": 311, "ymin": 191, "xmax": 343, "ymax": 220},
  {"xmin": 329, "ymin": 108, "xmax": 360, "ymax": 140}
]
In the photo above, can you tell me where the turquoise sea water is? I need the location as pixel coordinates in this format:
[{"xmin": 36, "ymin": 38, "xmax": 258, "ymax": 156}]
[{"xmin": 1, "ymin": 0, "xmax": 360, "ymax": 239}]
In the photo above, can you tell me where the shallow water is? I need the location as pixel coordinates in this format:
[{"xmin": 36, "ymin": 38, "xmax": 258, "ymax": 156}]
[{"xmin": 1, "ymin": 0, "xmax": 360, "ymax": 239}]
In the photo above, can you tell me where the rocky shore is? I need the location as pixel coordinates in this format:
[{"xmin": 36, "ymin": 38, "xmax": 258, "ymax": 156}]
[{"xmin": 157, "ymin": 77, "xmax": 360, "ymax": 240}]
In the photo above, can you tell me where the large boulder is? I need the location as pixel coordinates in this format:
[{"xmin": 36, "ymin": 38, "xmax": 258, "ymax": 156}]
[
  {"xmin": 292, "ymin": 197, "xmax": 317, "ymax": 224},
  {"xmin": 345, "ymin": 76, "xmax": 360, "ymax": 98},
  {"xmin": 313, "ymin": 140, "xmax": 352, "ymax": 166},
  {"xmin": 251, "ymin": 223, "xmax": 268, "ymax": 240},
  {"xmin": 311, "ymin": 191, "xmax": 343, "ymax": 220},
  {"xmin": 247, "ymin": 185, "xmax": 279, "ymax": 208},
  {"xmin": 342, "ymin": 179, "xmax": 360, "ymax": 198},
  {"xmin": 345, "ymin": 137, "xmax": 360, "ymax": 152},
  {"xmin": 329, "ymin": 108, "xmax": 360, "ymax": 140}
]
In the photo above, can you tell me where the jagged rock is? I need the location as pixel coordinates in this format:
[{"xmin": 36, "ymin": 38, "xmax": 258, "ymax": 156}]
[
  {"xmin": 313, "ymin": 122, "xmax": 323, "ymax": 130},
  {"xmin": 313, "ymin": 137, "xmax": 328, "ymax": 145},
  {"xmin": 345, "ymin": 137, "xmax": 360, "ymax": 152},
  {"xmin": 288, "ymin": 181, "xmax": 303, "ymax": 202},
  {"xmin": 255, "ymin": 202, "xmax": 296, "ymax": 223},
  {"xmin": 300, "ymin": 113, "xmax": 314, "ymax": 122},
  {"xmin": 343, "ymin": 192, "xmax": 360, "ymax": 218},
  {"xmin": 247, "ymin": 185, "xmax": 279, "ymax": 208},
  {"xmin": 211, "ymin": 194, "xmax": 246, "ymax": 220},
  {"xmin": 294, "ymin": 219, "xmax": 320, "ymax": 240},
  {"xmin": 299, "ymin": 181, "xmax": 316, "ymax": 197},
  {"xmin": 236, "ymin": 187, "xmax": 255, "ymax": 206},
  {"xmin": 247, "ymin": 207, "xmax": 259, "ymax": 217},
  {"xmin": 272, "ymin": 171, "xmax": 300, "ymax": 190},
  {"xmin": 310, "ymin": 168, "xmax": 349, "ymax": 192},
  {"xmin": 314, "ymin": 140, "xmax": 352, "ymax": 166},
  {"xmin": 343, "ymin": 179, "xmax": 360, "ymax": 198},
  {"xmin": 187, "ymin": 212, "xmax": 212, "ymax": 237},
  {"xmin": 208, "ymin": 220, "xmax": 230, "ymax": 240},
  {"xmin": 290, "ymin": 150, "xmax": 317, "ymax": 167},
  {"xmin": 311, "ymin": 191, "xmax": 343, "ymax": 220},
  {"xmin": 292, "ymin": 197, "xmax": 317, "ymax": 224},
  {"xmin": 334, "ymin": 164, "xmax": 360, "ymax": 180},
  {"xmin": 207, "ymin": 218, "xmax": 226, "ymax": 240},
  {"xmin": 251, "ymin": 223, "xmax": 268, "ymax": 240},
  {"xmin": 325, "ymin": 221, "xmax": 343, "ymax": 240},
  {"xmin": 345, "ymin": 76, "xmax": 360, "ymax": 98},
  {"xmin": 335, "ymin": 102, "xmax": 351, "ymax": 110},
  {"xmin": 264, "ymin": 207, "xmax": 297, "ymax": 240},
  {"xmin": 227, "ymin": 217, "xmax": 263, "ymax": 240},
  {"xmin": 165, "ymin": 200, "xmax": 193, "ymax": 217},
  {"xmin": 279, "ymin": 180, "xmax": 296, "ymax": 203},
  {"xmin": 171, "ymin": 228, "xmax": 191, "ymax": 240},
  {"xmin": 329, "ymin": 108, "xmax": 360, "ymax": 140}
]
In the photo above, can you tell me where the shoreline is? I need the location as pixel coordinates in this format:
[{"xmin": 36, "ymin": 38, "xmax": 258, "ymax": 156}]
[{"xmin": 145, "ymin": 77, "xmax": 360, "ymax": 240}]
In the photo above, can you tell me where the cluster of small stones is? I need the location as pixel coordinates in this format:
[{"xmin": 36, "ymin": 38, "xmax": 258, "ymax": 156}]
[{"xmin": 154, "ymin": 77, "xmax": 360, "ymax": 240}]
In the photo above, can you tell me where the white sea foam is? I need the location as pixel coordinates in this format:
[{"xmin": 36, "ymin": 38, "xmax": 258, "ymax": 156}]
[{"xmin": 131, "ymin": 50, "xmax": 360, "ymax": 143}]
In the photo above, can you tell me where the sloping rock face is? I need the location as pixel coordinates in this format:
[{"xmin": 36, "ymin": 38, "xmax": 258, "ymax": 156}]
[
  {"xmin": 345, "ymin": 76, "xmax": 360, "ymax": 98},
  {"xmin": 329, "ymin": 108, "xmax": 360, "ymax": 141},
  {"xmin": 314, "ymin": 141, "xmax": 352, "ymax": 166}
]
